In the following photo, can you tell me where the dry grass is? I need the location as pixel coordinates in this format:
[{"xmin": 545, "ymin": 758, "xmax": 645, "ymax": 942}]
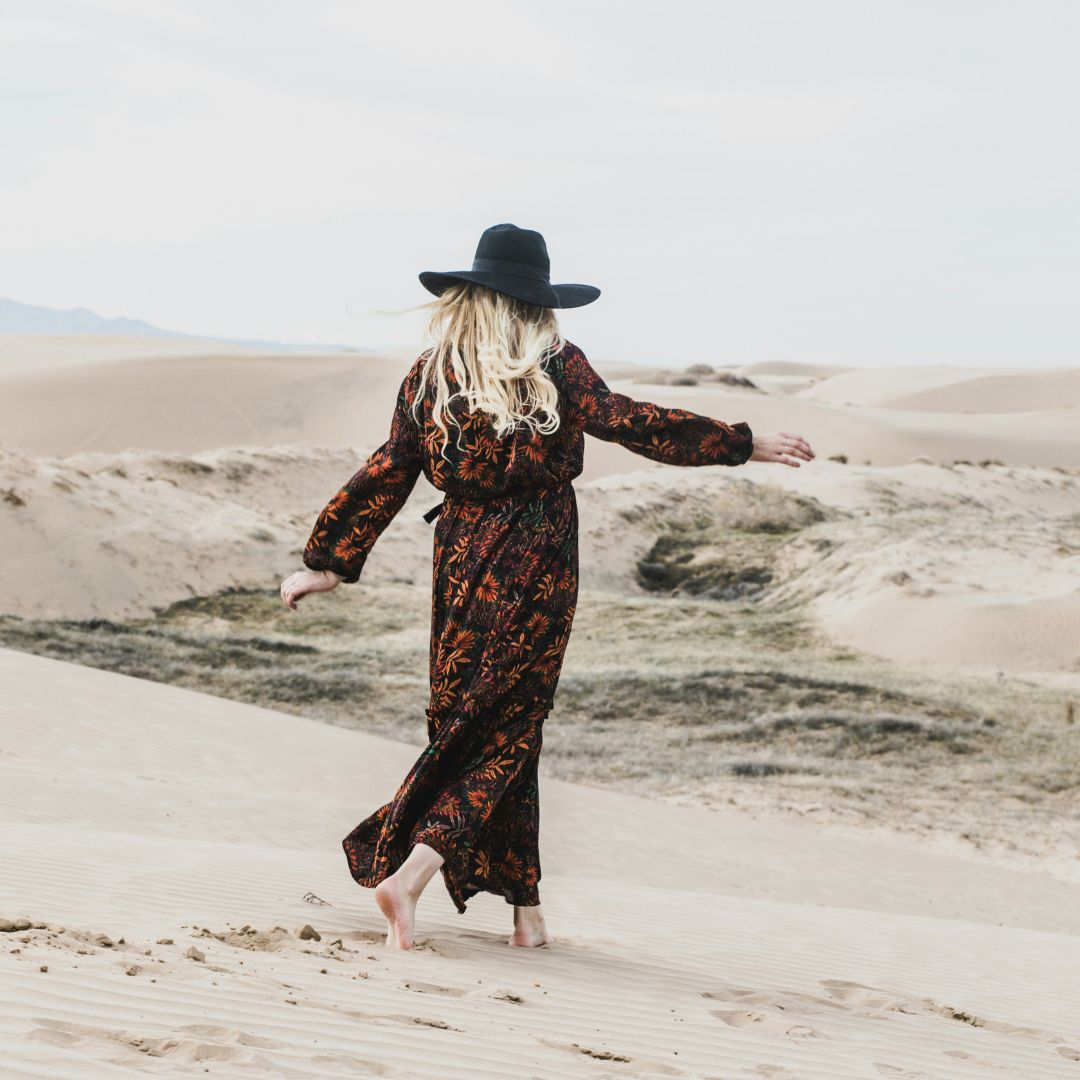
[
  {"xmin": 634, "ymin": 481, "xmax": 832, "ymax": 598},
  {"xmin": 1, "ymin": 577, "xmax": 1076, "ymax": 873},
  {"xmin": 633, "ymin": 364, "xmax": 761, "ymax": 390}
]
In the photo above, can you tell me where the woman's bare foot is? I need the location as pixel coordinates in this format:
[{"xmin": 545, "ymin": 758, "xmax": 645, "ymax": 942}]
[
  {"xmin": 509, "ymin": 904, "xmax": 553, "ymax": 947},
  {"xmin": 373, "ymin": 842, "xmax": 445, "ymax": 951},
  {"xmin": 374, "ymin": 876, "xmax": 417, "ymax": 949}
]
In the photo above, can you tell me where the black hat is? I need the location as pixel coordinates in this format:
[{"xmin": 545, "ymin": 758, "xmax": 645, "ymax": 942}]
[{"xmin": 419, "ymin": 223, "xmax": 600, "ymax": 309}]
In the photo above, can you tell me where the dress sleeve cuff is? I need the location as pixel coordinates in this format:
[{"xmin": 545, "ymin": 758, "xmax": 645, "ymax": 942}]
[
  {"xmin": 728, "ymin": 422, "xmax": 754, "ymax": 466},
  {"xmin": 302, "ymin": 548, "xmax": 365, "ymax": 584}
]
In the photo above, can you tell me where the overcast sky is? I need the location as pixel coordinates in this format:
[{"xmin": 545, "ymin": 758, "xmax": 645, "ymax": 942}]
[{"xmin": 2, "ymin": 1, "xmax": 1077, "ymax": 367}]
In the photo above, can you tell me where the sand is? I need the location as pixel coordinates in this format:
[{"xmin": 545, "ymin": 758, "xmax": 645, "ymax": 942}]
[
  {"xmin": 3, "ymin": 646, "xmax": 1079, "ymax": 1078},
  {"xmin": 3, "ymin": 336, "xmax": 1078, "ymax": 468},
  {"xmin": 1, "ymin": 339, "xmax": 1078, "ymax": 671},
  {"xmin": 2, "ymin": 336, "xmax": 1080, "ymax": 1077},
  {"xmin": 4, "ymin": 444, "xmax": 1079, "ymax": 678}
]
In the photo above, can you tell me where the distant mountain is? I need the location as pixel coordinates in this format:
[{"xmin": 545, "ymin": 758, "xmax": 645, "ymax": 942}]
[{"xmin": 0, "ymin": 298, "xmax": 362, "ymax": 352}]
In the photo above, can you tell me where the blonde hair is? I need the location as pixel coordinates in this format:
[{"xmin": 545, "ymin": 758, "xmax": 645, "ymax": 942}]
[{"xmin": 413, "ymin": 282, "xmax": 565, "ymax": 459}]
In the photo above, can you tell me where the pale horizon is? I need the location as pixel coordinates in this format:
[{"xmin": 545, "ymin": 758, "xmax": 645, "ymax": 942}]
[{"xmin": 3, "ymin": 2, "xmax": 1078, "ymax": 369}]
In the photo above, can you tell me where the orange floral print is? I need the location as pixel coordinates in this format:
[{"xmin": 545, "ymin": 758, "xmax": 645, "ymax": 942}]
[{"xmin": 302, "ymin": 340, "xmax": 752, "ymax": 913}]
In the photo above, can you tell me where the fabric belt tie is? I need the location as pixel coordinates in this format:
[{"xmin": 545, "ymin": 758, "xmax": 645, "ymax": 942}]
[{"xmin": 422, "ymin": 483, "xmax": 568, "ymax": 524}]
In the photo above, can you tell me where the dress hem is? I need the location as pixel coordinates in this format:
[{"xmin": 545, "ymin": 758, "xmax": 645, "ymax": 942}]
[{"xmin": 341, "ymin": 833, "xmax": 541, "ymax": 916}]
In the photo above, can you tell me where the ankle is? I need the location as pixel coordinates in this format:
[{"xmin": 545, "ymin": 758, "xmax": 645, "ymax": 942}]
[{"xmin": 386, "ymin": 870, "xmax": 425, "ymax": 899}]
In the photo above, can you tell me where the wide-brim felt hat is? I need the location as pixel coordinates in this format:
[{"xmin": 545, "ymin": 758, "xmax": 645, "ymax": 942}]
[{"xmin": 419, "ymin": 222, "xmax": 600, "ymax": 309}]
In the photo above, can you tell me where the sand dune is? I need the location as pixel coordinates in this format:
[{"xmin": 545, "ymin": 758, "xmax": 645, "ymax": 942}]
[
  {"xmin": 0, "ymin": 333, "xmax": 272, "ymax": 371},
  {"xmin": 793, "ymin": 364, "xmax": 1028, "ymax": 406},
  {"xmin": 724, "ymin": 361, "xmax": 851, "ymax": 399},
  {"xmin": 3, "ymin": 334, "xmax": 1080, "ymax": 1077},
  {"xmin": 792, "ymin": 362, "xmax": 1080, "ymax": 417},
  {"xmin": 876, "ymin": 368, "xmax": 1080, "ymax": 414},
  {"xmin": 725, "ymin": 459, "xmax": 1080, "ymax": 676},
  {"xmin": 3, "ymin": 337, "xmax": 1079, "ymax": 470},
  {"xmin": 821, "ymin": 586, "xmax": 1080, "ymax": 672},
  {"xmin": 0, "ymin": 347, "xmax": 408, "ymax": 456},
  {"xmin": 3, "ymin": 646, "xmax": 1079, "ymax": 1079},
  {"xmin": 738, "ymin": 359, "xmax": 854, "ymax": 378},
  {"xmin": 5, "ymin": 442, "xmax": 1079, "ymax": 679},
  {"xmin": 0, "ymin": 443, "xmax": 439, "ymax": 621}
]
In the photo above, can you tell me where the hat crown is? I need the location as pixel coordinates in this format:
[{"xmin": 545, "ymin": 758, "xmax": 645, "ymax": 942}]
[
  {"xmin": 418, "ymin": 221, "xmax": 599, "ymax": 308},
  {"xmin": 473, "ymin": 223, "xmax": 549, "ymax": 276}
]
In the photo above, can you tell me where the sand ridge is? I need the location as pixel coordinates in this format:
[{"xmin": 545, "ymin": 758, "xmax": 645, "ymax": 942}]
[
  {"xmin": 3, "ymin": 336, "xmax": 1079, "ymax": 467},
  {"xmin": 2, "ymin": 647, "xmax": 1080, "ymax": 1078},
  {"xmin": 4, "ymin": 440, "xmax": 1077, "ymax": 678},
  {"xmin": 2, "ymin": 335, "xmax": 1079, "ymax": 1077}
]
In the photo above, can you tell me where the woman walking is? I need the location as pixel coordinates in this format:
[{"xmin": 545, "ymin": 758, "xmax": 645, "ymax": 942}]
[{"xmin": 280, "ymin": 223, "xmax": 814, "ymax": 950}]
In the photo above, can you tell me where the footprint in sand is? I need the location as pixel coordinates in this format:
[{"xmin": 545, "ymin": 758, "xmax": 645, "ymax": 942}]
[
  {"xmin": 187, "ymin": 924, "xmax": 295, "ymax": 952},
  {"xmin": 703, "ymin": 988, "xmax": 831, "ymax": 1040},
  {"xmin": 389, "ymin": 1014, "xmax": 466, "ymax": 1033},
  {"xmin": 820, "ymin": 979, "xmax": 921, "ymax": 1013},
  {"xmin": 407, "ymin": 937, "xmax": 472, "ymax": 959},
  {"xmin": 820, "ymin": 978, "xmax": 1068, "ymax": 1045},
  {"xmin": 400, "ymin": 979, "xmax": 469, "ymax": 997},
  {"xmin": 27, "ymin": 1018, "xmax": 286, "ymax": 1065},
  {"xmin": 4, "ymin": 922, "xmax": 133, "ymax": 959},
  {"xmin": 535, "ymin": 1036, "xmax": 683, "ymax": 1076},
  {"xmin": 711, "ymin": 1010, "xmax": 823, "ymax": 1040},
  {"xmin": 336, "ymin": 1008, "xmax": 467, "ymax": 1034},
  {"xmin": 310, "ymin": 1054, "xmax": 396, "ymax": 1077},
  {"xmin": 705, "ymin": 986, "xmax": 848, "ymax": 1016},
  {"xmin": 341, "ymin": 927, "xmax": 386, "ymax": 945},
  {"xmin": 873, "ymin": 1064, "xmax": 939, "ymax": 1079},
  {"xmin": 942, "ymin": 1049, "xmax": 1017, "ymax": 1071}
]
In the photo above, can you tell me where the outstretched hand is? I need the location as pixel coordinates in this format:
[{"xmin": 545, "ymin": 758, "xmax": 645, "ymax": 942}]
[
  {"xmin": 280, "ymin": 568, "xmax": 343, "ymax": 610},
  {"xmin": 750, "ymin": 431, "xmax": 815, "ymax": 468}
]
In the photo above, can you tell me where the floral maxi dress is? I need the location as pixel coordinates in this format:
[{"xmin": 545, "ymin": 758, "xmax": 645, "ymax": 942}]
[{"xmin": 302, "ymin": 341, "xmax": 754, "ymax": 913}]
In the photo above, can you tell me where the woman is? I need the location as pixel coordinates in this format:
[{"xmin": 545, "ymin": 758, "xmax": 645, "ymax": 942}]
[{"xmin": 280, "ymin": 224, "xmax": 814, "ymax": 950}]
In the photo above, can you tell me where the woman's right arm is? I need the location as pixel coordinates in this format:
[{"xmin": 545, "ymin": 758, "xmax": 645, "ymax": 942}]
[
  {"xmin": 563, "ymin": 345, "xmax": 813, "ymax": 468},
  {"xmin": 563, "ymin": 344, "xmax": 754, "ymax": 466}
]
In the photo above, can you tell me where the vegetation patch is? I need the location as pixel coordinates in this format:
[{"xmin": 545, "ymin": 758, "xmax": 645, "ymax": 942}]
[
  {"xmin": 540, "ymin": 667, "xmax": 992, "ymax": 797},
  {"xmin": 635, "ymin": 484, "xmax": 833, "ymax": 599},
  {"xmin": 0, "ymin": 586, "xmax": 430, "ymax": 741},
  {"xmin": 1, "ymin": 576, "xmax": 1073, "ymax": 867},
  {"xmin": 637, "ymin": 364, "xmax": 760, "ymax": 390}
]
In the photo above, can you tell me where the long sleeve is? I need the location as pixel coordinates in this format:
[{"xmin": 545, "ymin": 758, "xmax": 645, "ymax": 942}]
[
  {"xmin": 302, "ymin": 369, "xmax": 423, "ymax": 584},
  {"xmin": 563, "ymin": 345, "xmax": 754, "ymax": 467}
]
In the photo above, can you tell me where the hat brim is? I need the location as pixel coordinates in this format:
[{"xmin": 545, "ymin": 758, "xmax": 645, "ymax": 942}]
[{"xmin": 419, "ymin": 270, "xmax": 600, "ymax": 309}]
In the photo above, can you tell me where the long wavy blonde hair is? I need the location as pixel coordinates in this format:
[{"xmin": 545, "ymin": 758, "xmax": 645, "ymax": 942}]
[{"xmin": 413, "ymin": 282, "xmax": 565, "ymax": 458}]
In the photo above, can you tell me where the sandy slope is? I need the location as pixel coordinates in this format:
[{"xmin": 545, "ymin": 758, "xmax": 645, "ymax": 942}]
[
  {"xmin": 0, "ymin": 346, "xmax": 407, "ymax": 456},
  {"xmin": 738, "ymin": 361, "xmax": 854, "ymax": 378},
  {"xmin": 3, "ymin": 337, "xmax": 1080, "ymax": 1077},
  {"xmin": 796, "ymin": 362, "xmax": 1080, "ymax": 415},
  {"xmin": 4, "ymin": 441, "xmax": 1078, "ymax": 678},
  {"xmin": 793, "ymin": 365, "xmax": 1029, "ymax": 407},
  {"xmin": 3, "ymin": 336, "xmax": 1079, "ymax": 469},
  {"xmin": 731, "ymin": 360, "xmax": 854, "ymax": 398},
  {"xmin": 875, "ymin": 369, "xmax": 1080, "ymax": 414},
  {"xmin": 2, "ymin": 646, "xmax": 1079, "ymax": 1079}
]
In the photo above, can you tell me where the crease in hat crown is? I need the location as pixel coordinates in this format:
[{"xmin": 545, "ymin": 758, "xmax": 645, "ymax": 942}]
[
  {"xmin": 418, "ymin": 222, "xmax": 601, "ymax": 309},
  {"xmin": 472, "ymin": 223, "xmax": 550, "ymax": 277}
]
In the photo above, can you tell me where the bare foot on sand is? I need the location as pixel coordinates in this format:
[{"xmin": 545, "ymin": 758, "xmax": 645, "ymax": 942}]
[
  {"xmin": 372, "ymin": 843, "xmax": 445, "ymax": 950},
  {"xmin": 509, "ymin": 904, "xmax": 553, "ymax": 947},
  {"xmin": 374, "ymin": 875, "xmax": 419, "ymax": 950}
]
